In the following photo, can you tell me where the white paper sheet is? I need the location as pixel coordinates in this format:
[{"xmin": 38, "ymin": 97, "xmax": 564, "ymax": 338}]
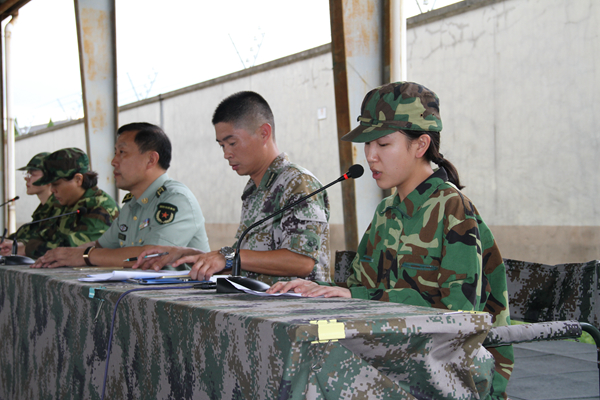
[{"xmin": 78, "ymin": 270, "xmax": 224, "ymax": 282}]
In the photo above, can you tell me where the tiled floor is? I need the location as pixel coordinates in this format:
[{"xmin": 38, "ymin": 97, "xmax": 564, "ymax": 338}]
[{"xmin": 506, "ymin": 341, "xmax": 598, "ymax": 400}]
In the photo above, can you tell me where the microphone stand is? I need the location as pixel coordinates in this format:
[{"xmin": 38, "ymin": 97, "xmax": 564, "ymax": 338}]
[
  {"xmin": 1, "ymin": 208, "xmax": 86, "ymax": 266},
  {"xmin": 216, "ymin": 165, "xmax": 364, "ymax": 294}
]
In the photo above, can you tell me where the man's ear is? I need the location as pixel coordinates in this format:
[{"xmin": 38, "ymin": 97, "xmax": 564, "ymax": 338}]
[
  {"xmin": 415, "ymin": 135, "xmax": 431, "ymax": 158},
  {"xmin": 147, "ymin": 151, "xmax": 160, "ymax": 169},
  {"xmin": 257, "ymin": 123, "xmax": 273, "ymax": 143}
]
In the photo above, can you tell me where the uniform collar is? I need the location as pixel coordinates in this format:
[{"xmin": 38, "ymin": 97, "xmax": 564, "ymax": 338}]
[
  {"xmin": 241, "ymin": 153, "xmax": 289, "ymax": 200},
  {"xmin": 134, "ymin": 173, "xmax": 169, "ymax": 206},
  {"xmin": 379, "ymin": 167, "xmax": 449, "ymax": 218}
]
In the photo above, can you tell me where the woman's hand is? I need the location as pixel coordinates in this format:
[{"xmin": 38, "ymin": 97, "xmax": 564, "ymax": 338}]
[{"xmin": 267, "ymin": 279, "xmax": 351, "ymax": 298}]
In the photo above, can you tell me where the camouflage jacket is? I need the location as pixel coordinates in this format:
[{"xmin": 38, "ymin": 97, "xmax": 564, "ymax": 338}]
[
  {"xmin": 24, "ymin": 187, "xmax": 119, "ymax": 258},
  {"xmin": 11, "ymin": 194, "xmax": 60, "ymax": 242},
  {"xmin": 235, "ymin": 153, "xmax": 330, "ymax": 285},
  {"xmin": 346, "ymin": 167, "xmax": 513, "ymax": 399}
]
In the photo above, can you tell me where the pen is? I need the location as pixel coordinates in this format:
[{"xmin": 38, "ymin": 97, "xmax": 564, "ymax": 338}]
[{"xmin": 123, "ymin": 251, "xmax": 169, "ymax": 262}]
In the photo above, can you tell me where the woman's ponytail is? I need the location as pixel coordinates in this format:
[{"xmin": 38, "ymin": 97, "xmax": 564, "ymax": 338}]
[{"xmin": 402, "ymin": 130, "xmax": 464, "ymax": 190}]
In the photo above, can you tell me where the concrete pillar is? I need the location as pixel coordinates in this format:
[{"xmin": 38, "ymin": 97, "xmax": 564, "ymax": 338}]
[{"xmin": 74, "ymin": 0, "xmax": 118, "ymax": 199}]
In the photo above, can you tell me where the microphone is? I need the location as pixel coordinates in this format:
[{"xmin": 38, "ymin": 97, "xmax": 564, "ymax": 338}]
[
  {"xmin": 217, "ymin": 164, "xmax": 364, "ymax": 293},
  {"xmin": 1, "ymin": 207, "xmax": 87, "ymax": 265},
  {"xmin": 0, "ymin": 196, "xmax": 19, "ymax": 208}
]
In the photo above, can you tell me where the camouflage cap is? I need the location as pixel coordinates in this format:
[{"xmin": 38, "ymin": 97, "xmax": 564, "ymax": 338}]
[
  {"xmin": 33, "ymin": 147, "xmax": 90, "ymax": 186},
  {"xmin": 341, "ymin": 81, "xmax": 443, "ymax": 142},
  {"xmin": 17, "ymin": 152, "xmax": 50, "ymax": 171}
]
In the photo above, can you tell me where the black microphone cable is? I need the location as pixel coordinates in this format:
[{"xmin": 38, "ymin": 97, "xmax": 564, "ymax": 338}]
[{"xmin": 100, "ymin": 285, "xmax": 196, "ymax": 400}]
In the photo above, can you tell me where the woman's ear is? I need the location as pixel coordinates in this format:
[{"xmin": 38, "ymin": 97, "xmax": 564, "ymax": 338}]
[
  {"xmin": 416, "ymin": 135, "xmax": 431, "ymax": 158},
  {"xmin": 74, "ymin": 173, "xmax": 84, "ymax": 187}
]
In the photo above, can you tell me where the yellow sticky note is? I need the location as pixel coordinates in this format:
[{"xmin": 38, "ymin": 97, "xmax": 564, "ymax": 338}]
[{"xmin": 310, "ymin": 319, "xmax": 345, "ymax": 343}]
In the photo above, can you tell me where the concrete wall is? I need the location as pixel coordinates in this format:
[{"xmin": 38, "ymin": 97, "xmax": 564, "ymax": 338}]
[
  {"xmin": 12, "ymin": 0, "xmax": 600, "ymax": 264},
  {"xmin": 13, "ymin": 45, "xmax": 346, "ymax": 257},
  {"xmin": 406, "ymin": 0, "xmax": 600, "ymax": 263}
]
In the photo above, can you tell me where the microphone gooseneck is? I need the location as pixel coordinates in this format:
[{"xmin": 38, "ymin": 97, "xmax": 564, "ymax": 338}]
[
  {"xmin": 7, "ymin": 207, "xmax": 88, "ymax": 261},
  {"xmin": 217, "ymin": 164, "xmax": 364, "ymax": 293},
  {"xmin": 0, "ymin": 196, "xmax": 20, "ymax": 208}
]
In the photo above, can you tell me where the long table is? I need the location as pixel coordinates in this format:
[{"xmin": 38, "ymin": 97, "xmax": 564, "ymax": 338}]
[{"xmin": 0, "ymin": 265, "xmax": 496, "ymax": 399}]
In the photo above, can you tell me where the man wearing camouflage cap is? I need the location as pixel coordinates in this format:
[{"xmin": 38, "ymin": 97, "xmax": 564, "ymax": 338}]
[
  {"xmin": 269, "ymin": 82, "xmax": 513, "ymax": 399},
  {"xmin": 1, "ymin": 148, "xmax": 119, "ymax": 258},
  {"xmin": 33, "ymin": 122, "xmax": 210, "ymax": 268},
  {"xmin": 134, "ymin": 91, "xmax": 330, "ymax": 284}
]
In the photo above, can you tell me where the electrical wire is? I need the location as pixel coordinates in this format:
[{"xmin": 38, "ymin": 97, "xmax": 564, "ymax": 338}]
[{"xmin": 100, "ymin": 285, "xmax": 195, "ymax": 400}]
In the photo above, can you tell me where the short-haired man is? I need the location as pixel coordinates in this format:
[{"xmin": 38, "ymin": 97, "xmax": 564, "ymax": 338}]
[
  {"xmin": 33, "ymin": 122, "xmax": 210, "ymax": 268},
  {"xmin": 135, "ymin": 92, "xmax": 330, "ymax": 285}
]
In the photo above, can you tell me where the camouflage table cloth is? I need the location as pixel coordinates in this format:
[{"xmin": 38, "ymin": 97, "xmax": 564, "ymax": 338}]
[{"xmin": 0, "ymin": 265, "xmax": 496, "ymax": 399}]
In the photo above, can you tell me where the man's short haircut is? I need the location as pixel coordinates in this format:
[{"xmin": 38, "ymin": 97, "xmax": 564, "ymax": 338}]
[
  {"xmin": 212, "ymin": 91, "xmax": 275, "ymax": 139},
  {"xmin": 117, "ymin": 122, "xmax": 172, "ymax": 170}
]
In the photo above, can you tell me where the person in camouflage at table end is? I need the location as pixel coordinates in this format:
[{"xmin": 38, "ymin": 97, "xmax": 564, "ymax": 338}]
[
  {"xmin": 269, "ymin": 81, "xmax": 513, "ymax": 400},
  {"xmin": 1, "ymin": 148, "xmax": 119, "ymax": 259},
  {"xmin": 4, "ymin": 152, "xmax": 58, "ymax": 245}
]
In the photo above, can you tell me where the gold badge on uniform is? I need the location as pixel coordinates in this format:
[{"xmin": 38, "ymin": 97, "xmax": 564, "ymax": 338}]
[
  {"xmin": 155, "ymin": 203, "xmax": 178, "ymax": 224},
  {"xmin": 141, "ymin": 198, "xmax": 149, "ymax": 204}
]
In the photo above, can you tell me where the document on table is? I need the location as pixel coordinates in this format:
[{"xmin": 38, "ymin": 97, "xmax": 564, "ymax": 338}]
[{"xmin": 79, "ymin": 270, "xmax": 202, "ymax": 282}]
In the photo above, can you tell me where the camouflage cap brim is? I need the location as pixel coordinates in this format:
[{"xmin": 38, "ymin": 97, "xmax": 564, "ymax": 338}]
[
  {"xmin": 341, "ymin": 81, "xmax": 443, "ymax": 143},
  {"xmin": 341, "ymin": 122, "xmax": 405, "ymax": 143},
  {"xmin": 33, "ymin": 148, "xmax": 89, "ymax": 186},
  {"xmin": 17, "ymin": 152, "xmax": 51, "ymax": 171}
]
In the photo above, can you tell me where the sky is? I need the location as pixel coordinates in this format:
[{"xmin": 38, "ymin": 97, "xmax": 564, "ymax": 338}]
[{"xmin": 3, "ymin": 0, "xmax": 459, "ymax": 130}]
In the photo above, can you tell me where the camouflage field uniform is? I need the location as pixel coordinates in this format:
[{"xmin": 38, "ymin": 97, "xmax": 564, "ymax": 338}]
[
  {"xmin": 98, "ymin": 173, "xmax": 210, "ymax": 252},
  {"xmin": 235, "ymin": 153, "xmax": 330, "ymax": 285},
  {"xmin": 24, "ymin": 187, "xmax": 119, "ymax": 258},
  {"xmin": 24, "ymin": 147, "xmax": 119, "ymax": 258},
  {"xmin": 11, "ymin": 194, "xmax": 60, "ymax": 242},
  {"xmin": 337, "ymin": 81, "xmax": 514, "ymax": 399},
  {"xmin": 344, "ymin": 168, "xmax": 513, "ymax": 399},
  {"xmin": 9, "ymin": 152, "xmax": 57, "ymax": 242}
]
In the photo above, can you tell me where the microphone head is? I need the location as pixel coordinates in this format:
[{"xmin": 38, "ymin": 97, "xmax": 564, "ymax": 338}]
[
  {"xmin": 77, "ymin": 207, "xmax": 88, "ymax": 215},
  {"xmin": 347, "ymin": 164, "xmax": 364, "ymax": 179},
  {"xmin": 13, "ymin": 196, "xmax": 19, "ymax": 201}
]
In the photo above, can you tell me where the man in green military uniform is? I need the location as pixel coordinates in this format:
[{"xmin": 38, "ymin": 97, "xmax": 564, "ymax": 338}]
[
  {"xmin": 134, "ymin": 91, "xmax": 330, "ymax": 284},
  {"xmin": 1, "ymin": 148, "xmax": 119, "ymax": 258},
  {"xmin": 32, "ymin": 123, "xmax": 210, "ymax": 268}
]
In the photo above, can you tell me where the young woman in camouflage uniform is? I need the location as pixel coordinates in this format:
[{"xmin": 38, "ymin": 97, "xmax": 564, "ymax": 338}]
[
  {"xmin": 0, "ymin": 148, "xmax": 119, "ymax": 259},
  {"xmin": 268, "ymin": 82, "xmax": 513, "ymax": 400}
]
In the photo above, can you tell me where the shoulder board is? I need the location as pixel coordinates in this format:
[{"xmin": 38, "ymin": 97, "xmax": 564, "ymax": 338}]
[
  {"xmin": 122, "ymin": 193, "xmax": 134, "ymax": 203},
  {"xmin": 156, "ymin": 185, "xmax": 167, "ymax": 198}
]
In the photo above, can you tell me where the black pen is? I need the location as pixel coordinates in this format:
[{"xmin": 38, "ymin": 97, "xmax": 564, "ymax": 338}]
[{"xmin": 123, "ymin": 251, "xmax": 169, "ymax": 262}]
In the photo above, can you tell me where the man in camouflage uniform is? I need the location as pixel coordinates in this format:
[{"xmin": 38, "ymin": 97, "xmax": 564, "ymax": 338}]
[
  {"xmin": 1, "ymin": 148, "xmax": 119, "ymax": 258},
  {"xmin": 269, "ymin": 82, "xmax": 513, "ymax": 399},
  {"xmin": 135, "ymin": 91, "xmax": 330, "ymax": 284},
  {"xmin": 33, "ymin": 123, "xmax": 209, "ymax": 268},
  {"xmin": 5, "ymin": 152, "xmax": 57, "ymax": 244}
]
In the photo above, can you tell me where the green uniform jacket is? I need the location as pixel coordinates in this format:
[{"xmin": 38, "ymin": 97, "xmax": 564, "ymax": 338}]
[
  {"xmin": 98, "ymin": 173, "xmax": 210, "ymax": 252},
  {"xmin": 236, "ymin": 153, "xmax": 330, "ymax": 285},
  {"xmin": 24, "ymin": 187, "xmax": 119, "ymax": 258},
  {"xmin": 10, "ymin": 194, "xmax": 60, "ymax": 242},
  {"xmin": 345, "ymin": 168, "xmax": 514, "ymax": 400}
]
